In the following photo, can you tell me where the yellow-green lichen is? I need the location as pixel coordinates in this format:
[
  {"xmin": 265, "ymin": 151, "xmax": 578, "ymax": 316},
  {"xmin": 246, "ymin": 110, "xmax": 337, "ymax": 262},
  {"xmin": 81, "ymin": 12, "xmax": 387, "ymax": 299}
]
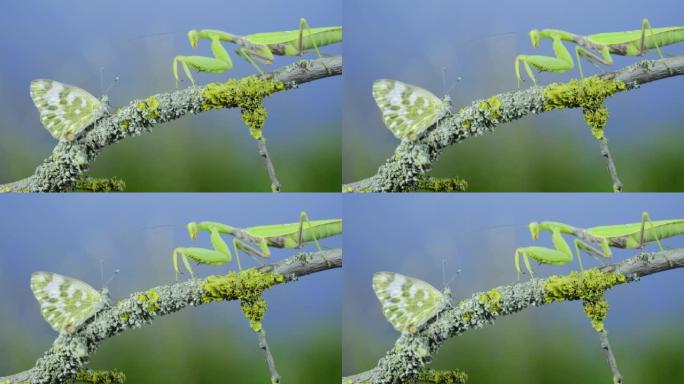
[
  {"xmin": 201, "ymin": 76, "xmax": 286, "ymax": 140},
  {"xmin": 119, "ymin": 119, "xmax": 130, "ymax": 131},
  {"xmin": 135, "ymin": 96, "xmax": 161, "ymax": 121},
  {"xmin": 74, "ymin": 368, "xmax": 126, "ymax": 384},
  {"xmin": 75, "ymin": 177, "xmax": 126, "ymax": 192},
  {"xmin": 543, "ymin": 77, "xmax": 627, "ymax": 140},
  {"xmin": 201, "ymin": 269, "xmax": 286, "ymax": 332},
  {"xmin": 478, "ymin": 96, "xmax": 502, "ymax": 121},
  {"xmin": 120, "ymin": 312, "xmax": 130, "ymax": 322},
  {"xmin": 417, "ymin": 368, "xmax": 468, "ymax": 384},
  {"xmin": 342, "ymin": 184, "xmax": 372, "ymax": 193},
  {"xmin": 418, "ymin": 176, "xmax": 468, "ymax": 192},
  {"xmin": 478, "ymin": 289, "xmax": 503, "ymax": 313},
  {"xmin": 461, "ymin": 311, "xmax": 472, "ymax": 323},
  {"xmin": 136, "ymin": 289, "xmax": 161, "ymax": 313},
  {"xmin": 544, "ymin": 269, "xmax": 627, "ymax": 332}
]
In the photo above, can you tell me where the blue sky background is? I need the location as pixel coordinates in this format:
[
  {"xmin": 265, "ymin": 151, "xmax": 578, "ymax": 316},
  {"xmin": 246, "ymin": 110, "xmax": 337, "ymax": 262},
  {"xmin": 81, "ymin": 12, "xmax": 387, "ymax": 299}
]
[
  {"xmin": 0, "ymin": 0, "xmax": 342, "ymax": 191},
  {"xmin": 343, "ymin": 194, "xmax": 684, "ymax": 381},
  {"xmin": 343, "ymin": 0, "xmax": 684, "ymax": 191},
  {"xmin": 0, "ymin": 194, "xmax": 341, "ymax": 382}
]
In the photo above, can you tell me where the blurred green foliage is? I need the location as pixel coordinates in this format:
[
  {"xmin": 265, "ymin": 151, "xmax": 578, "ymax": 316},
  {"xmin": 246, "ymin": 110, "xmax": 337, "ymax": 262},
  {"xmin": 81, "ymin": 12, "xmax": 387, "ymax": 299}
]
[
  {"xmin": 344, "ymin": 119, "xmax": 684, "ymax": 191},
  {"xmin": 343, "ymin": 318, "xmax": 684, "ymax": 383},
  {"xmin": 0, "ymin": 122, "xmax": 340, "ymax": 192},
  {"xmin": 1, "ymin": 321, "xmax": 340, "ymax": 383}
]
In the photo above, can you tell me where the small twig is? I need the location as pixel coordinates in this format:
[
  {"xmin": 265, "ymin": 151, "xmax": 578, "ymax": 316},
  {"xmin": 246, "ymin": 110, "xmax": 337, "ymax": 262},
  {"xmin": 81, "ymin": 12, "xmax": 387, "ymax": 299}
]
[
  {"xmin": 256, "ymin": 329, "xmax": 281, "ymax": 383},
  {"xmin": 598, "ymin": 329, "xmax": 623, "ymax": 383},
  {"xmin": 256, "ymin": 137, "xmax": 281, "ymax": 192},
  {"xmin": 597, "ymin": 137, "xmax": 623, "ymax": 192}
]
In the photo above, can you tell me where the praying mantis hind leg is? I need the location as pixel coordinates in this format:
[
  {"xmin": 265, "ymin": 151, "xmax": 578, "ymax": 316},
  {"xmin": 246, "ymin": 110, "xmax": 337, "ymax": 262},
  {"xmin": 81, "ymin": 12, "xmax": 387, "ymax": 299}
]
[
  {"xmin": 638, "ymin": 211, "xmax": 675, "ymax": 267},
  {"xmin": 640, "ymin": 211, "xmax": 665, "ymax": 251},
  {"xmin": 297, "ymin": 18, "xmax": 335, "ymax": 74},
  {"xmin": 298, "ymin": 18, "xmax": 322, "ymax": 58},
  {"xmin": 298, "ymin": 211, "xmax": 322, "ymax": 250},
  {"xmin": 640, "ymin": 19, "xmax": 665, "ymax": 58}
]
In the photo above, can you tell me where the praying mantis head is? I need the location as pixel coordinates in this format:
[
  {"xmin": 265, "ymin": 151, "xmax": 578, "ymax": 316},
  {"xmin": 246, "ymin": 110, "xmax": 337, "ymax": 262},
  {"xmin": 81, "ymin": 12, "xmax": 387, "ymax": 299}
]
[
  {"xmin": 529, "ymin": 29, "xmax": 541, "ymax": 48},
  {"xmin": 187, "ymin": 222, "xmax": 199, "ymax": 240},
  {"xmin": 528, "ymin": 222, "xmax": 540, "ymax": 240},
  {"xmin": 187, "ymin": 30, "xmax": 200, "ymax": 49}
]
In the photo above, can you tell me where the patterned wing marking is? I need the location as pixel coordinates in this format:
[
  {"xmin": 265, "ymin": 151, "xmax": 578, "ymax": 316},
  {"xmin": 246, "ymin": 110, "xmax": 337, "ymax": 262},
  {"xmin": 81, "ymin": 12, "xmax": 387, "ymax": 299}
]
[
  {"xmin": 372, "ymin": 79, "xmax": 448, "ymax": 141},
  {"xmin": 30, "ymin": 79, "xmax": 106, "ymax": 141},
  {"xmin": 372, "ymin": 271, "xmax": 449, "ymax": 334},
  {"xmin": 30, "ymin": 271, "xmax": 107, "ymax": 333}
]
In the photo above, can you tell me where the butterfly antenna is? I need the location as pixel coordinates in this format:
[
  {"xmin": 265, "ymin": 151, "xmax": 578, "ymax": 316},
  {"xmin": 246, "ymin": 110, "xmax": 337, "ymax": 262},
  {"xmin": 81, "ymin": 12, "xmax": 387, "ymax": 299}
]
[
  {"xmin": 104, "ymin": 76, "xmax": 120, "ymax": 97},
  {"xmin": 441, "ymin": 255, "xmax": 448, "ymax": 290},
  {"xmin": 100, "ymin": 67, "xmax": 105, "ymax": 96},
  {"xmin": 100, "ymin": 259, "xmax": 105, "ymax": 288},
  {"xmin": 104, "ymin": 269, "xmax": 120, "ymax": 289},
  {"xmin": 445, "ymin": 75, "xmax": 462, "ymax": 98},
  {"xmin": 446, "ymin": 268, "xmax": 462, "ymax": 288}
]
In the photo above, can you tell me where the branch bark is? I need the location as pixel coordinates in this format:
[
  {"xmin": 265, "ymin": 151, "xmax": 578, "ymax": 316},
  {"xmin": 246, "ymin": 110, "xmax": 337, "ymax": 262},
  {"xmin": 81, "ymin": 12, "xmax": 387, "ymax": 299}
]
[
  {"xmin": 0, "ymin": 248, "xmax": 341, "ymax": 384},
  {"xmin": 343, "ymin": 248, "xmax": 684, "ymax": 383},
  {"xmin": 1, "ymin": 55, "xmax": 342, "ymax": 192},
  {"xmin": 343, "ymin": 56, "xmax": 684, "ymax": 192}
]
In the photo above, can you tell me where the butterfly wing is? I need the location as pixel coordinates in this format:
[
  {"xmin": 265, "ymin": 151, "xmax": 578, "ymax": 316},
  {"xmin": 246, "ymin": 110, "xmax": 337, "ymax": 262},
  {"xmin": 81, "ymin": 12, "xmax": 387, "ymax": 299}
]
[
  {"xmin": 30, "ymin": 79, "xmax": 105, "ymax": 141},
  {"xmin": 372, "ymin": 79, "xmax": 445, "ymax": 141},
  {"xmin": 30, "ymin": 271, "xmax": 104, "ymax": 333},
  {"xmin": 372, "ymin": 271, "xmax": 446, "ymax": 333}
]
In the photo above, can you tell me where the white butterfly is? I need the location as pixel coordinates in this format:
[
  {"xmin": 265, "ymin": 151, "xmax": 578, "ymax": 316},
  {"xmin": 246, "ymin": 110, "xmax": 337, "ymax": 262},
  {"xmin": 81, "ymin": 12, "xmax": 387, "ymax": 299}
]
[
  {"xmin": 372, "ymin": 79, "xmax": 451, "ymax": 141},
  {"xmin": 372, "ymin": 271, "xmax": 451, "ymax": 334},
  {"xmin": 30, "ymin": 271, "xmax": 109, "ymax": 334},
  {"xmin": 30, "ymin": 79, "xmax": 109, "ymax": 141}
]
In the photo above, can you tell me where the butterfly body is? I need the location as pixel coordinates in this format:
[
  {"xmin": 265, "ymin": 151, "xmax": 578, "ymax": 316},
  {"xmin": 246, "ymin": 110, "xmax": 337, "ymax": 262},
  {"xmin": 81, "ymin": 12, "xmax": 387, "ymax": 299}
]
[
  {"xmin": 372, "ymin": 271, "xmax": 451, "ymax": 334},
  {"xmin": 372, "ymin": 79, "xmax": 451, "ymax": 141},
  {"xmin": 30, "ymin": 79, "xmax": 108, "ymax": 141},
  {"xmin": 30, "ymin": 271, "xmax": 109, "ymax": 334}
]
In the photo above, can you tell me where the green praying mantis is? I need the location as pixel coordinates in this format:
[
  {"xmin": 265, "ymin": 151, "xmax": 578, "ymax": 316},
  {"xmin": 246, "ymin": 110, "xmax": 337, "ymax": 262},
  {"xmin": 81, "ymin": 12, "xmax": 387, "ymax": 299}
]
[
  {"xmin": 172, "ymin": 18, "xmax": 342, "ymax": 85},
  {"xmin": 172, "ymin": 212, "xmax": 342, "ymax": 278},
  {"xmin": 514, "ymin": 212, "xmax": 684, "ymax": 279},
  {"xmin": 514, "ymin": 19, "xmax": 684, "ymax": 86}
]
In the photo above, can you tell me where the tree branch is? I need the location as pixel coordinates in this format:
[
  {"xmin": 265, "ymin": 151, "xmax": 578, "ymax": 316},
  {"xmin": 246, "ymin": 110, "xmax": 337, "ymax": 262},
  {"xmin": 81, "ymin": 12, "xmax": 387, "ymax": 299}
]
[
  {"xmin": 0, "ymin": 248, "xmax": 341, "ymax": 384},
  {"xmin": 0, "ymin": 55, "xmax": 342, "ymax": 192},
  {"xmin": 343, "ymin": 56, "xmax": 684, "ymax": 192},
  {"xmin": 342, "ymin": 248, "xmax": 684, "ymax": 383}
]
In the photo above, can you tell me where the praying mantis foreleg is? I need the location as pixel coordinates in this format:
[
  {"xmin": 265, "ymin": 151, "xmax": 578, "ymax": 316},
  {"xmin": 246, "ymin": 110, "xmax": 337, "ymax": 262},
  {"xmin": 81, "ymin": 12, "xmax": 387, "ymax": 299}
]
[
  {"xmin": 514, "ymin": 211, "xmax": 684, "ymax": 279},
  {"xmin": 172, "ymin": 212, "xmax": 342, "ymax": 278},
  {"xmin": 172, "ymin": 18, "xmax": 342, "ymax": 85},
  {"xmin": 514, "ymin": 19, "xmax": 683, "ymax": 87}
]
